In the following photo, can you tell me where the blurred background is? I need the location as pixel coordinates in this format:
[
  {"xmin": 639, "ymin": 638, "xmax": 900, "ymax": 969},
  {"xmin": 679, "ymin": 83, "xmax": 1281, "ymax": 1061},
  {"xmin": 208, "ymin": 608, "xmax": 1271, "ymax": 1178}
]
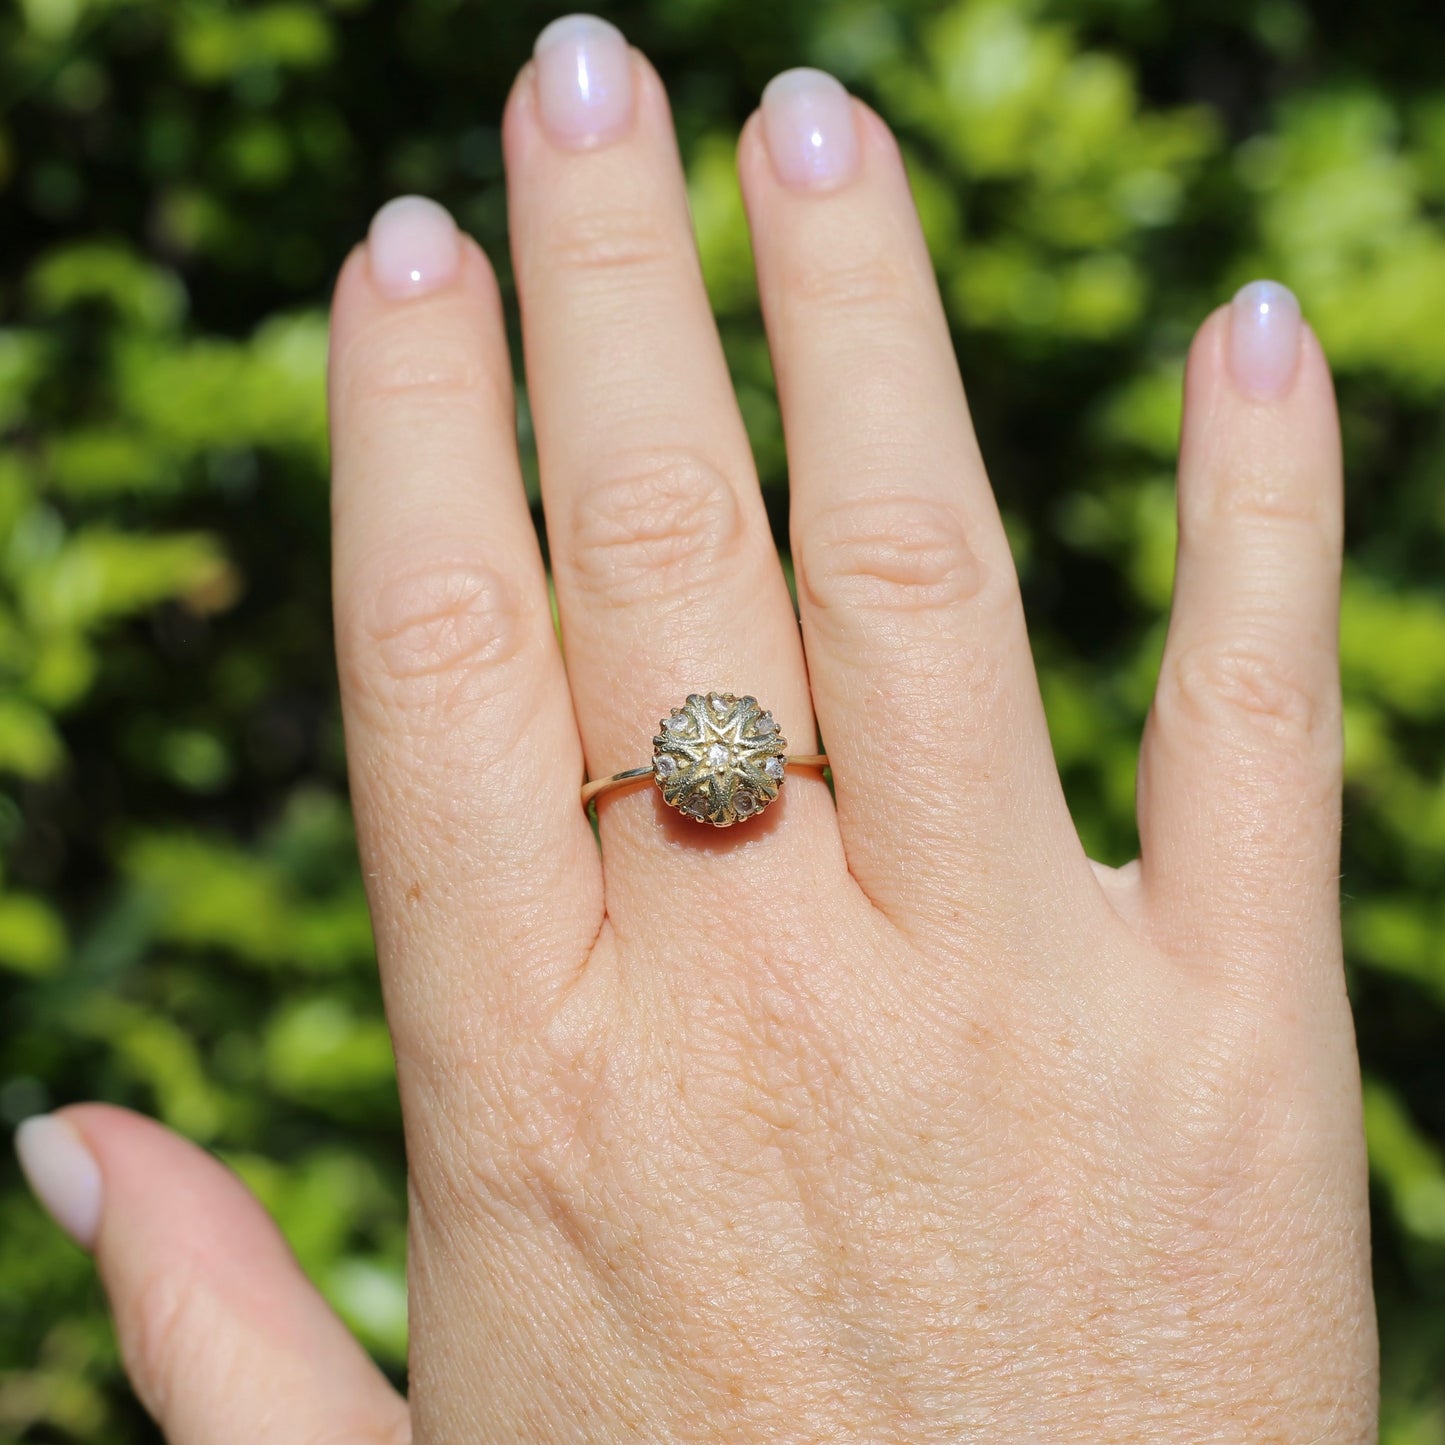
[{"xmin": 2, "ymin": 0, "xmax": 1443, "ymax": 1437}]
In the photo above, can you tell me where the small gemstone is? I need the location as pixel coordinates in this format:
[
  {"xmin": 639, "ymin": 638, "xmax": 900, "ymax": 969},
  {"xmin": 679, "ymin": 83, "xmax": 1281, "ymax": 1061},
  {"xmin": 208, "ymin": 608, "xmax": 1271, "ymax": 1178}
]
[
  {"xmin": 764, "ymin": 756, "xmax": 785, "ymax": 781},
  {"xmin": 705, "ymin": 741, "xmax": 729, "ymax": 770},
  {"xmin": 654, "ymin": 754, "xmax": 678, "ymax": 779},
  {"xmin": 682, "ymin": 793, "xmax": 708, "ymax": 817},
  {"xmin": 733, "ymin": 790, "xmax": 757, "ymax": 816},
  {"xmin": 664, "ymin": 713, "xmax": 689, "ymax": 733},
  {"xmin": 708, "ymin": 692, "xmax": 731, "ymax": 715},
  {"xmin": 686, "ymin": 693, "xmax": 705, "ymax": 708},
  {"xmin": 740, "ymin": 696, "xmax": 757, "ymax": 710},
  {"xmin": 753, "ymin": 716, "xmax": 779, "ymax": 737}
]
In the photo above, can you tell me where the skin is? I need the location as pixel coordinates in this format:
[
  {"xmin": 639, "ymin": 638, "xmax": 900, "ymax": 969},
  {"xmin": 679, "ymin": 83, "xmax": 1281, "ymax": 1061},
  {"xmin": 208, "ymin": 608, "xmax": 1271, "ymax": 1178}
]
[{"xmin": 56, "ymin": 39, "xmax": 1378, "ymax": 1445}]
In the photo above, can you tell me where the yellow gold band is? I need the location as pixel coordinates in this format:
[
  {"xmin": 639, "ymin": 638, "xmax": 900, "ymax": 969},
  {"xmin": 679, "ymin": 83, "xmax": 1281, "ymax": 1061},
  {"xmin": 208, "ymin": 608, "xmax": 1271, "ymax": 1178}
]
[{"xmin": 582, "ymin": 753, "xmax": 829, "ymax": 809}]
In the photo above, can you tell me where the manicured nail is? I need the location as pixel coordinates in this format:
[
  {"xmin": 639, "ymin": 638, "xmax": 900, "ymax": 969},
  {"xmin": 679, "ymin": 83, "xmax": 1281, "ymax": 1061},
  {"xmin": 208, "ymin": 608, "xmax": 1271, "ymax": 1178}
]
[
  {"xmin": 760, "ymin": 67, "xmax": 859, "ymax": 193},
  {"xmin": 1228, "ymin": 279, "xmax": 1302, "ymax": 400},
  {"xmin": 533, "ymin": 14, "xmax": 634, "ymax": 149},
  {"xmin": 367, "ymin": 195, "xmax": 461, "ymax": 299},
  {"xmin": 15, "ymin": 1114, "xmax": 102, "ymax": 1250}
]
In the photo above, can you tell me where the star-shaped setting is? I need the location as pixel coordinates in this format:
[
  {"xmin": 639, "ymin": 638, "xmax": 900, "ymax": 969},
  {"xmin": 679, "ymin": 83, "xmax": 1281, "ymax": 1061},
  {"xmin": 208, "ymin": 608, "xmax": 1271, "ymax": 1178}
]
[{"xmin": 652, "ymin": 692, "xmax": 789, "ymax": 827}]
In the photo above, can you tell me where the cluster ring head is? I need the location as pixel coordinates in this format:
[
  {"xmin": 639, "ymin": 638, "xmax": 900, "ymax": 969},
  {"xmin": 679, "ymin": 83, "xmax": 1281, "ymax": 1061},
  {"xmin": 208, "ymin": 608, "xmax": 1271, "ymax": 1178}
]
[{"xmin": 652, "ymin": 691, "xmax": 788, "ymax": 827}]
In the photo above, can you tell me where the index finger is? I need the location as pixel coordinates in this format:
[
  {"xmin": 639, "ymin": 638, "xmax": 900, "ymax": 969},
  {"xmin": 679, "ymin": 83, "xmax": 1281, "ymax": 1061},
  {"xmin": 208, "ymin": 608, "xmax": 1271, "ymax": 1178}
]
[{"xmin": 328, "ymin": 196, "xmax": 602, "ymax": 1053}]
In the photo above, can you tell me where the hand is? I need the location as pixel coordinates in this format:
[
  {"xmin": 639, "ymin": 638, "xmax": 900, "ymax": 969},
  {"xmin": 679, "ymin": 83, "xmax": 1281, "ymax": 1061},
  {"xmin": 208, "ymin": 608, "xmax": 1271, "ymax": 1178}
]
[{"xmin": 20, "ymin": 14, "xmax": 1377, "ymax": 1441}]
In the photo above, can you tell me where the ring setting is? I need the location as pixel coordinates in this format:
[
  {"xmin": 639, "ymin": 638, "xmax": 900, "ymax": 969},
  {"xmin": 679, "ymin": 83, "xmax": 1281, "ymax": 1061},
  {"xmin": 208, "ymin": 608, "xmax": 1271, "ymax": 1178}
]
[{"xmin": 580, "ymin": 691, "xmax": 828, "ymax": 826}]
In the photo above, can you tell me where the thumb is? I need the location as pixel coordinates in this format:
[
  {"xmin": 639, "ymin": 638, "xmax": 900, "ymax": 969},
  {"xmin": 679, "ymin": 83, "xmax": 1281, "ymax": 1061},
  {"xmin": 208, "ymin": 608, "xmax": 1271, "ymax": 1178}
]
[{"xmin": 15, "ymin": 1104, "xmax": 410, "ymax": 1445}]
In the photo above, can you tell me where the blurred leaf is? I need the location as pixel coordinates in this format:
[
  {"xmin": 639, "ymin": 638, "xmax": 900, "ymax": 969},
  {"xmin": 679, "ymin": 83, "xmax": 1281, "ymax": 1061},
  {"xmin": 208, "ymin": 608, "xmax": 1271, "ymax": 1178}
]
[
  {"xmin": 174, "ymin": 4, "xmax": 333, "ymax": 84},
  {"xmin": 263, "ymin": 997, "xmax": 397, "ymax": 1103},
  {"xmin": 1366, "ymin": 1078, "xmax": 1445, "ymax": 1248},
  {"xmin": 688, "ymin": 132, "xmax": 756, "ymax": 315},
  {"xmin": 44, "ymin": 429, "xmax": 175, "ymax": 499},
  {"xmin": 0, "ymin": 331, "xmax": 46, "ymax": 432},
  {"xmin": 70, "ymin": 996, "xmax": 229, "ymax": 1141},
  {"xmin": 0, "ymin": 892, "xmax": 66, "ymax": 975},
  {"xmin": 1348, "ymin": 896, "xmax": 1445, "ymax": 1002},
  {"xmin": 0, "ymin": 697, "xmax": 65, "ymax": 779},
  {"xmin": 22, "ymin": 529, "xmax": 235, "ymax": 631},
  {"xmin": 118, "ymin": 312, "xmax": 329, "ymax": 459},
  {"xmin": 1342, "ymin": 572, "xmax": 1445, "ymax": 718},
  {"xmin": 27, "ymin": 244, "xmax": 186, "ymax": 331},
  {"xmin": 326, "ymin": 1257, "xmax": 408, "ymax": 1362}
]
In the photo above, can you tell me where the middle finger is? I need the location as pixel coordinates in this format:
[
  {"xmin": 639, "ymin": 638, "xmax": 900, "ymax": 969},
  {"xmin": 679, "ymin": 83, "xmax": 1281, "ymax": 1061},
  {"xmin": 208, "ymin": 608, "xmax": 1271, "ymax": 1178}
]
[{"xmin": 504, "ymin": 17, "xmax": 840, "ymax": 903}]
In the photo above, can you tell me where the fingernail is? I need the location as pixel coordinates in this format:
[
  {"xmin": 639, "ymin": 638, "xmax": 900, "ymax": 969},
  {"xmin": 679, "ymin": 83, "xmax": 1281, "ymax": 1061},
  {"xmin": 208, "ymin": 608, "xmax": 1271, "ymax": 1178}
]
[
  {"xmin": 1228, "ymin": 279, "xmax": 1302, "ymax": 400},
  {"xmin": 15, "ymin": 1114, "xmax": 102, "ymax": 1250},
  {"xmin": 761, "ymin": 67, "xmax": 859, "ymax": 193},
  {"xmin": 367, "ymin": 195, "xmax": 461, "ymax": 299},
  {"xmin": 533, "ymin": 14, "xmax": 634, "ymax": 149}
]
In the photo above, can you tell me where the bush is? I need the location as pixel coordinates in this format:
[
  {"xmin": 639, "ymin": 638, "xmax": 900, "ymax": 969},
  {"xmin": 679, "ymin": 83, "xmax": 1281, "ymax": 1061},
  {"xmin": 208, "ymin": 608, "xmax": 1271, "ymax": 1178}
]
[{"xmin": 2, "ymin": 1, "xmax": 1443, "ymax": 1437}]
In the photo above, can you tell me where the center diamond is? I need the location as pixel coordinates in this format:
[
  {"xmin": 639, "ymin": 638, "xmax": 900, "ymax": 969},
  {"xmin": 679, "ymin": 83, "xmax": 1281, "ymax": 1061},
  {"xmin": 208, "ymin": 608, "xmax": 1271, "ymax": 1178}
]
[{"xmin": 651, "ymin": 690, "xmax": 789, "ymax": 827}]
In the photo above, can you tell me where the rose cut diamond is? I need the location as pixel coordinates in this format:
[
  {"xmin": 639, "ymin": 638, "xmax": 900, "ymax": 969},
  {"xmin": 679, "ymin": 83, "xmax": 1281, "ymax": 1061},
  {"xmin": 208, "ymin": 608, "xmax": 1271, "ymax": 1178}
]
[{"xmin": 650, "ymin": 691, "xmax": 789, "ymax": 827}]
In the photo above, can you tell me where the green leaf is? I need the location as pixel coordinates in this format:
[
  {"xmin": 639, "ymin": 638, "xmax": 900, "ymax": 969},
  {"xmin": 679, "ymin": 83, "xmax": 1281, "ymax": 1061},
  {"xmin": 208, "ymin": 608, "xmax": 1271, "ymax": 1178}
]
[
  {"xmin": 1365, "ymin": 1078, "xmax": 1445, "ymax": 1247},
  {"xmin": 688, "ymin": 132, "xmax": 757, "ymax": 315},
  {"xmin": 0, "ymin": 697, "xmax": 65, "ymax": 779},
  {"xmin": 174, "ymin": 3, "xmax": 334, "ymax": 83},
  {"xmin": 0, "ymin": 893, "xmax": 66, "ymax": 975},
  {"xmin": 44, "ymin": 429, "xmax": 175, "ymax": 499},
  {"xmin": 263, "ymin": 997, "xmax": 396, "ymax": 1099},
  {"xmin": 27, "ymin": 243, "xmax": 186, "ymax": 331},
  {"xmin": 1341, "ymin": 572, "xmax": 1445, "ymax": 717},
  {"xmin": 69, "ymin": 996, "xmax": 229, "ymax": 1141},
  {"xmin": 22, "ymin": 529, "xmax": 235, "ymax": 632}
]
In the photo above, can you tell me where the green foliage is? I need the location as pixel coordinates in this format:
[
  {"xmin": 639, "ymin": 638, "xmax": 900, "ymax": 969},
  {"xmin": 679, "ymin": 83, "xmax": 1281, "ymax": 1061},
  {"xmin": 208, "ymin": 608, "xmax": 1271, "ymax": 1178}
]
[{"xmin": 2, "ymin": 0, "xmax": 1444, "ymax": 1438}]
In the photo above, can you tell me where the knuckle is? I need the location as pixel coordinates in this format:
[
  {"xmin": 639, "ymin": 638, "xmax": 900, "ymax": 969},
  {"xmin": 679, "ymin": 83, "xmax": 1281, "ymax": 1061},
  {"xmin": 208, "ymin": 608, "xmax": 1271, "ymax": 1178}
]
[
  {"xmin": 542, "ymin": 203, "xmax": 680, "ymax": 276},
  {"xmin": 298, "ymin": 1416, "xmax": 413, "ymax": 1445},
  {"xmin": 346, "ymin": 560, "xmax": 534, "ymax": 722},
  {"xmin": 1165, "ymin": 637, "xmax": 1324, "ymax": 744},
  {"xmin": 1196, "ymin": 453, "xmax": 1341, "ymax": 542},
  {"xmin": 1216, "ymin": 477, "xmax": 1326, "ymax": 530},
  {"xmin": 568, "ymin": 449, "xmax": 744, "ymax": 606},
  {"xmin": 785, "ymin": 242, "xmax": 919, "ymax": 317},
  {"xmin": 798, "ymin": 495, "xmax": 989, "ymax": 615},
  {"xmin": 341, "ymin": 312, "xmax": 505, "ymax": 414},
  {"xmin": 118, "ymin": 1260, "xmax": 201, "ymax": 1423}
]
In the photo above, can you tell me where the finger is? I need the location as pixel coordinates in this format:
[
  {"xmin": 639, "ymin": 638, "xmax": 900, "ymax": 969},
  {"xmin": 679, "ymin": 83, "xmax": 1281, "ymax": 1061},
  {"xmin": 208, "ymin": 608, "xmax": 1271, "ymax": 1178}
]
[
  {"xmin": 503, "ymin": 19, "xmax": 842, "ymax": 901},
  {"xmin": 329, "ymin": 197, "xmax": 602, "ymax": 1046},
  {"xmin": 15, "ymin": 1107, "xmax": 409, "ymax": 1445},
  {"xmin": 1136, "ymin": 282, "xmax": 1343, "ymax": 995},
  {"xmin": 738, "ymin": 73, "xmax": 1087, "ymax": 933}
]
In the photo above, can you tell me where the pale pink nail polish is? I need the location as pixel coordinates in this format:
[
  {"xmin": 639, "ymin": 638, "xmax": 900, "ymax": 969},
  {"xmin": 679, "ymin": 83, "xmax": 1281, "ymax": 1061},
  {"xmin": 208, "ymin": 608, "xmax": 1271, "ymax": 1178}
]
[
  {"xmin": 760, "ymin": 67, "xmax": 859, "ymax": 193},
  {"xmin": 533, "ymin": 14, "xmax": 635, "ymax": 149},
  {"xmin": 15, "ymin": 1114, "xmax": 102, "ymax": 1249},
  {"xmin": 1228, "ymin": 279, "xmax": 1302, "ymax": 400},
  {"xmin": 367, "ymin": 195, "xmax": 461, "ymax": 299}
]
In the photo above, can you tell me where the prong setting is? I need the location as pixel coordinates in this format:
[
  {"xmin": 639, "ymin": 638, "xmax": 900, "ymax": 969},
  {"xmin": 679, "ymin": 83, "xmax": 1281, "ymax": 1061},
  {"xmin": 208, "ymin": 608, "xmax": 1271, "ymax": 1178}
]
[{"xmin": 652, "ymin": 691, "xmax": 789, "ymax": 826}]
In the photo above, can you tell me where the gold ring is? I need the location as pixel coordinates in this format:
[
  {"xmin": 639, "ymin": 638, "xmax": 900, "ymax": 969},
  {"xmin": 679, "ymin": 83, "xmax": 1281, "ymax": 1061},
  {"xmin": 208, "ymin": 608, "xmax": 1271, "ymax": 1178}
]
[{"xmin": 581, "ymin": 691, "xmax": 828, "ymax": 828}]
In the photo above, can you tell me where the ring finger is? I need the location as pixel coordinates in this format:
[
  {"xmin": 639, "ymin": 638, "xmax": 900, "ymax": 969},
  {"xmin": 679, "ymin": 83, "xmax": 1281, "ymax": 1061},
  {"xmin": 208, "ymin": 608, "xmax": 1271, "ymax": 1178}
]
[
  {"xmin": 738, "ymin": 72, "xmax": 1089, "ymax": 943},
  {"xmin": 503, "ymin": 17, "xmax": 841, "ymax": 909}
]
